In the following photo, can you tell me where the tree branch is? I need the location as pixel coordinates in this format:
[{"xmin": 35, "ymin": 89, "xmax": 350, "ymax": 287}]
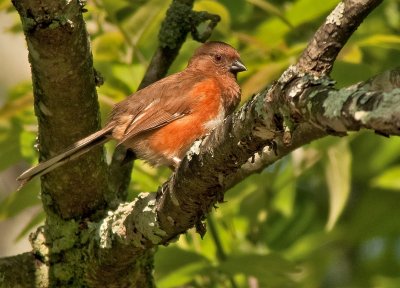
[
  {"xmin": 12, "ymin": 0, "xmax": 109, "ymax": 219},
  {"xmin": 297, "ymin": 0, "xmax": 383, "ymax": 75},
  {"xmin": 0, "ymin": 252, "xmax": 37, "ymax": 287},
  {"xmin": 88, "ymin": 0, "xmax": 391, "ymax": 249},
  {"xmin": 155, "ymin": 0, "xmax": 386, "ymax": 240},
  {"xmin": 139, "ymin": 0, "xmax": 220, "ymax": 88},
  {"xmin": 229, "ymin": 67, "xmax": 400, "ymax": 182},
  {"xmin": 93, "ymin": 65, "xmax": 400, "ymax": 250}
]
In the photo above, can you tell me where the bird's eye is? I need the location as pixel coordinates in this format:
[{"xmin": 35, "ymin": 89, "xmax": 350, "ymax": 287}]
[{"xmin": 214, "ymin": 54, "xmax": 222, "ymax": 62}]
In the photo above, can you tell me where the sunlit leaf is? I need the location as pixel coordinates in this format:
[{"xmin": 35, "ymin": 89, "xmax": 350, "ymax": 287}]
[
  {"xmin": 285, "ymin": 0, "xmax": 339, "ymax": 26},
  {"xmin": 371, "ymin": 166, "xmax": 400, "ymax": 191},
  {"xmin": 0, "ymin": 0, "xmax": 11, "ymax": 11},
  {"xmin": 241, "ymin": 60, "xmax": 289, "ymax": 98},
  {"xmin": 0, "ymin": 179, "xmax": 40, "ymax": 220},
  {"xmin": 0, "ymin": 82, "xmax": 32, "ymax": 121},
  {"xmin": 272, "ymin": 161, "xmax": 296, "ymax": 217},
  {"xmin": 358, "ymin": 34, "xmax": 400, "ymax": 50},
  {"xmin": 373, "ymin": 276, "xmax": 400, "ymax": 288},
  {"xmin": 247, "ymin": 0, "xmax": 292, "ymax": 28},
  {"xmin": 194, "ymin": 0, "xmax": 232, "ymax": 34},
  {"xmin": 339, "ymin": 45, "xmax": 363, "ymax": 64},
  {"xmin": 112, "ymin": 64, "xmax": 145, "ymax": 92},
  {"xmin": 120, "ymin": 0, "xmax": 166, "ymax": 46},
  {"xmin": 325, "ymin": 139, "xmax": 351, "ymax": 231},
  {"xmin": 92, "ymin": 32, "xmax": 125, "ymax": 62},
  {"xmin": 0, "ymin": 119, "xmax": 22, "ymax": 170},
  {"xmin": 155, "ymin": 246, "xmax": 211, "ymax": 288}
]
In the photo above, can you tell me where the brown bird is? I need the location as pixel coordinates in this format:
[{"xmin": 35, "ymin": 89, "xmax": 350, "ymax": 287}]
[{"xmin": 18, "ymin": 41, "xmax": 247, "ymax": 185}]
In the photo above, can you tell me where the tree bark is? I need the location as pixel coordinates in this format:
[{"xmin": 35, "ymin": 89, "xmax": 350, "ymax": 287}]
[{"xmin": 12, "ymin": 0, "xmax": 109, "ymax": 220}]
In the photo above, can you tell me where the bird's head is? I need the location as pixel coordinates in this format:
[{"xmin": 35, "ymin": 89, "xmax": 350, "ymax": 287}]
[{"xmin": 188, "ymin": 41, "xmax": 247, "ymax": 78}]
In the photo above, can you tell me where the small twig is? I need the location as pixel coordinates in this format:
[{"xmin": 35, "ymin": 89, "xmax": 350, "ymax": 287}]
[
  {"xmin": 297, "ymin": 0, "xmax": 383, "ymax": 75},
  {"xmin": 139, "ymin": 0, "xmax": 220, "ymax": 88}
]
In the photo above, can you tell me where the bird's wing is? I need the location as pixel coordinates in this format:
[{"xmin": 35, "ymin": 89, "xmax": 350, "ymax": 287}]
[
  {"xmin": 118, "ymin": 108, "xmax": 187, "ymax": 145},
  {"xmin": 112, "ymin": 72, "xmax": 204, "ymax": 146}
]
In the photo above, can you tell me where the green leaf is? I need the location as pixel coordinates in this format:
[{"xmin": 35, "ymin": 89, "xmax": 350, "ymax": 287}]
[
  {"xmin": 112, "ymin": 64, "xmax": 145, "ymax": 92},
  {"xmin": 371, "ymin": 166, "xmax": 400, "ymax": 191},
  {"xmin": 0, "ymin": 180, "xmax": 41, "ymax": 220},
  {"xmin": 194, "ymin": 0, "xmax": 232, "ymax": 34},
  {"xmin": 130, "ymin": 162, "xmax": 169, "ymax": 194},
  {"xmin": 325, "ymin": 139, "xmax": 352, "ymax": 231},
  {"xmin": 247, "ymin": 0, "xmax": 292, "ymax": 28},
  {"xmin": 331, "ymin": 61, "xmax": 375, "ymax": 88},
  {"xmin": 155, "ymin": 246, "xmax": 211, "ymax": 288},
  {"xmin": 0, "ymin": 0, "xmax": 12, "ymax": 11},
  {"xmin": 218, "ymin": 253, "xmax": 297, "ymax": 287},
  {"xmin": 157, "ymin": 262, "xmax": 211, "ymax": 288},
  {"xmin": 346, "ymin": 189, "xmax": 400, "ymax": 240},
  {"xmin": 95, "ymin": 62, "xmax": 145, "ymax": 97},
  {"xmin": 0, "ymin": 82, "xmax": 33, "ymax": 121},
  {"xmin": 92, "ymin": 32, "xmax": 125, "ymax": 62},
  {"xmin": 285, "ymin": 0, "xmax": 340, "ymax": 26},
  {"xmin": 0, "ymin": 119, "xmax": 22, "ymax": 170},
  {"xmin": 255, "ymin": 0, "xmax": 339, "ymax": 46},
  {"xmin": 373, "ymin": 276, "xmax": 400, "ymax": 288},
  {"xmin": 120, "ymin": 0, "xmax": 167, "ymax": 43},
  {"xmin": 358, "ymin": 34, "xmax": 400, "ymax": 50},
  {"xmin": 100, "ymin": 0, "xmax": 132, "ymax": 22}
]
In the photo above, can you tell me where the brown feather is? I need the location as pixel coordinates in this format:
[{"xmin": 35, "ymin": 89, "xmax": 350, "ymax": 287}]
[{"xmin": 17, "ymin": 41, "xmax": 246, "ymax": 186}]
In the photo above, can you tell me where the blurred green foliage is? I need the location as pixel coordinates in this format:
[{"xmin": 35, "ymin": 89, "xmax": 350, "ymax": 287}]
[{"xmin": 1, "ymin": 0, "xmax": 400, "ymax": 287}]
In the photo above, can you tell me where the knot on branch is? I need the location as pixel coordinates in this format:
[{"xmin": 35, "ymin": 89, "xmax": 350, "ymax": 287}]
[
  {"xmin": 98, "ymin": 193, "xmax": 166, "ymax": 249},
  {"xmin": 12, "ymin": 0, "xmax": 76, "ymax": 33},
  {"xmin": 190, "ymin": 11, "xmax": 221, "ymax": 43},
  {"xmin": 158, "ymin": 0, "xmax": 220, "ymax": 49}
]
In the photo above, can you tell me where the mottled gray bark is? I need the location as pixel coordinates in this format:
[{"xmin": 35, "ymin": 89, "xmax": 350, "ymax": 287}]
[{"xmin": 0, "ymin": 252, "xmax": 36, "ymax": 287}]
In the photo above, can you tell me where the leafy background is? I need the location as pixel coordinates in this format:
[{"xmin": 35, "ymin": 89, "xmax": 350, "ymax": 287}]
[{"xmin": 1, "ymin": 0, "xmax": 400, "ymax": 287}]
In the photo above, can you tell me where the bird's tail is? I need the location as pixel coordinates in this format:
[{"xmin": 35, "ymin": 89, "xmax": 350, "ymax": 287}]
[{"xmin": 17, "ymin": 126, "xmax": 114, "ymax": 187}]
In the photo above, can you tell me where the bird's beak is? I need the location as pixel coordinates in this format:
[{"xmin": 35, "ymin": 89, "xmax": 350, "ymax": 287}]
[{"xmin": 230, "ymin": 59, "xmax": 247, "ymax": 73}]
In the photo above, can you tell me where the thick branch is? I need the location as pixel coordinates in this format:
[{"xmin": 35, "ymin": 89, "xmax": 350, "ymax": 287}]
[
  {"xmin": 0, "ymin": 252, "xmax": 37, "ymax": 287},
  {"xmin": 156, "ymin": 66, "xmax": 400, "ymax": 242},
  {"xmin": 95, "ymin": 0, "xmax": 392, "ymax": 248},
  {"xmin": 96, "ymin": 66, "xmax": 400, "ymax": 250},
  {"xmin": 13, "ymin": 0, "xmax": 108, "ymax": 219},
  {"xmin": 297, "ymin": 0, "xmax": 383, "ymax": 75},
  {"xmin": 139, "ymin": 0, "xmax": 220, "ymax": 88},
  {"xmin": 230, "ymin": 67, "xmax": 400, "ymax": 181},
  {"xmin": 154, "ymin": 0, "xmax": 388, "ymax": 240}
]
